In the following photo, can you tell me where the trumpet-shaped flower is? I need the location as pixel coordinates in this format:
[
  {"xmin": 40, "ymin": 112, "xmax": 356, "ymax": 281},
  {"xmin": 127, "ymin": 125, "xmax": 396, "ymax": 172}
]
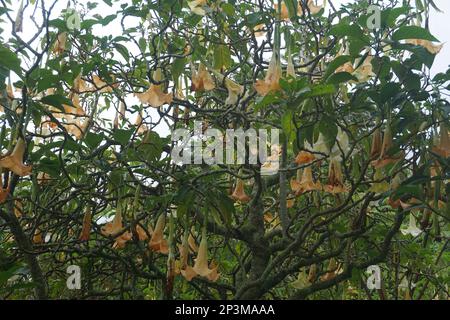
[
  {"xmin": 261, "ymin": 145, "xmax": 281, "ymax": 176},
  {"xmin": 192, "ymin": 233, "xmax": 220, "ymax": 281},
  {"xmin": 370, "ymin": 127, "xmax": 383, "ymax": 159},
  {"xmin": 330, "ymin": 128, "xmax": 350, "ymax": 161},
  {"xmin": 401, "ymin": 214, "xmax": 422, "ymax": 237},
  {"xmin": 297, "ymin": 166, "xmax": 322, "ymax": 194},
  {"xmin": 254, "ymin": 54, "xmax": 282, "ymax": 96},
  {"xmin": 191, "ymin": 63, "xmax": 215, "ymax": 92},
  {"xmin": 274, "ymin": 2, "xmax": 290, "ymax": 20},
  {"xmin": 52, "ymin": 33, "xmax": 67, "ymax": 55},
  {"xmin": 0, "ymin": 187, "xmax": 9, "ymax": 204},
  {"xmin": 0, "ymin": 138, "xmax": 32, "ymax": 176},
  {"xmin": 224, "ymin": 78, "xmax": 244, "ymax": 105},
  {"xmin": 352, "ymin": 55, "xmax": 375, "ymax": 83},
  {"xmin": 432, "ymin": 123, "xmax": 450, "ymax": 158},
  {"xmin": 149, "ymin": 214, "xmax": 169, "ymax": 254},
  {"xmin": 290, "ymin": 169, "xmax": 303, "ymax": 194},
  {"xmin": 79, "ymin": 208, "xmax": 92, "ymax": 241},
  {"xmin": 231, "ymin": 179, "xmax": 251, "ymax": 203},
  {"xmin": 324, "ymin": 159, "xmax": 348, "ymax": 193},
  {"xmin": 101, "ymin": 210, "xmax": 132, "ymax": 249},
  {"xmin": 295, "ymin": 151, "xmax": 315, "ymax": 165},
  {"xmin": 406, "ymin": 39, "xmax": 443, "ymax": 55},
  {"xmin": 188, "ymin": 0, "xmax": 207, "ymax": 16},
  {"xmin": 371, "ymin": 126, "xmax": 404, "ymax": 168},
  {"xmin": 136, "ymin": 69, "xmax": 173, "ymax": 108}
]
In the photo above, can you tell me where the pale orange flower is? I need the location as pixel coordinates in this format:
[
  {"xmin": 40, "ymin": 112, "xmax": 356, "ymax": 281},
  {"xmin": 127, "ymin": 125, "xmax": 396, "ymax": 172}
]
[
  {"xmin": 0, "ymin": 187, "xmax": 9, "ymax": 204},
  {"xmin": 52, "ymin": 32, "xmax": 67, "ymax": 55},
  {"xmin": 370, "ymin": 127, "xmax": 383, "ymax": 159},
  {"xmin": 352, "ymin": 55, "xmax": 375, "ymax": 83},
  {"xmin": 231, "ymin": 179, "xmax": 251, "ymax": 203},
  {"xmin": 254, "ymin": 54, "xmax": 282, "ymax": 96},
  {"xmin": 177, "ymin": 234, "xmax": 197, "ymax": 281},
  {"xmin": 274, "ymin": 2, "xmax": 290, "ymax": 20},
  {"xmin": 290, "ymin": 169, "xmax": 303, "ymax": 193},
  {"xmin": 324, "ymin": 159, "xmax": 348, "ymax": 193},
  {"xmin": 371, "ymin": 126, "xmax": 404, "ymax": 169},
  {"xmin": 101, "ymin": 210, "xmax": 132, "ymax": 249},
  {"xmin": 406, "ymin": 39, "xmax": 443, "ymax": 55},
  {"xmin": 79, "ymin": 208, "xmax": 92, "ymax": 242},
  {"xmin": 0, "ymin": 138, "xmax": 32, "ymax": 176},
  {"xmin": 33, "ymin": 228, "xmax": 44, "ymax": 244},
  {"xmin": 295, "ymin": 151, "xmax": 315, "ymax": 165},
  {"xmin": 320, "ymin": 258, "xmax": 340, "ymax": 282},
  {"xmin": 192, "ymin": 233, "xmax": 220, "ymax": 282},
  {"xmin": 149, "ymin": 214, "xmax": 169, "ymax": 254},
  {"xmin": 92, "ymin": 75, "xmax": 118, "ymax": 93},
  {"xmin": 135, "ymin": 69, "xmax": 173, "ymax": 107},
  {"xmin": 297, "ymin": 166, "xmax": 322, "ymax": 194},
  {"xmin": 432, "ymin": 123, "xmax": 450, "ymax": 158},
  {"xmin": 191, "ymin": 63, "xmax": 215, "ymax": 92}
]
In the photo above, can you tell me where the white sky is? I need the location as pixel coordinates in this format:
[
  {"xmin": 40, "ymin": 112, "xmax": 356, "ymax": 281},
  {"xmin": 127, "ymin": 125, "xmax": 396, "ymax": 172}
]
[{"xmin": 1, "ymin": 0, "xmax": 449, "ymax": 136}]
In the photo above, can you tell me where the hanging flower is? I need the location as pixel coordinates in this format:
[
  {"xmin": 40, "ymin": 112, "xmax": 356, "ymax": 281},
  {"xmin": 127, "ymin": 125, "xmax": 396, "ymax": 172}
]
[
  {"xmin": 371, "ymin": 126, "xmax": 404, "ymax": 169},
  {"xmin": 297, "ymin": 166, "xmax": 322, "ymax": 194},
  {"xmin": 101, "ymin": 210, "xmax": 132, "ymax": 249},
  {"xmin": 33, "ymin": 229, "xmax": 44, "ymax": 244},
  {"xmin": 134, "ymin": 111, "xmax": 148, "ymax": 135},
  {"xmin": 0, "ymin": 187, "xmax": 10, "ymax": 204},
  {"xmin": 320, "ymin": 258, "xmax": 339, "ymax": 282},
  {"xmin": 79, "ymin": 208, "xmax": 92, "ymax": 242},
  {"xmin": 177, "ymin": 235, "xmax": 197, "ymax": 281},
  {"xmin": 324, "ymin": 159, "xmax": 348, "ymax": 193},
  {"xmin": 14, "ymin": 0, "xmax": 24, "ymax": 32},
  {"xmin": 352, "ymin": 54, "xmax": 375, "ymax": 83},
  {"xmin": 253, "ymin": 24, "xmax": 266, "ymax": 37},
  {"xmin": 191, "ymin": 63, "xmax": 215, "ymax": 92},
  {"xmin": 274, "ymin": 2, "xmax": 290, "ymax": 20},
  {"xmin": 0, "ymin": 138, "xmax": 32, "ymax": 176},
  {"xmin": 231, "ymin": 179, "xmax": 251, "ymax": 203},
  {"xmin": 192, "ymin": 232, "xmax": 220, "ymax": 282},
  {"xmin": 224, "ymin": 78, "xmax": 244, "ymax": 105},
  {"xmin": 261, "ymin": 145, "xmax": 281, "ymax": 176},
  {"xmin": 52, "ymin": 32, "xmax": 67, "ymax": 55},
  {"xmin": 295, "ymin": 151, "xmax": 315, "ymax": 165},
  {"xmin": 290, "ymin": 169, "xmax": 303, "ymax": 193},
  {"xmin": 286, "ymin": 54, "xmax": 296, "ymax": 79},
  {"xmin": 406, "ymin": 39, "xmax": 443, "ymax": 55},
  {"xmin": 135, "ymin": 69, "xmax": 173, "ymax": 108},
  {"xmin": 432, "ymin": 123, "xmax": 450, "ymax": 158},
  {"xmin": 188, "ymin": 0, "xmax": 207, "ymax": 16},
  {"xmin": 330, "ymin": 128, "xmax": 350, "ymax": 162},
  {"xmin": 302, "ymin": 0, "xmax": 324, "ymax": 15},
  {"xmin": 310, "ymin": 133, "xmax": 330, "ymax": 157},
  {"xmin": 149, "ymin": 214, "xmax": 169, "ymax": 254},
  {"xmin": 254, "ymin": 54, "xmax": 282, "ymax": 96},
  {"xmin": 370, "ymin": 127, "xmax": 383, "ymax": 159},
  {"xmin": 401, "ymin": 214, "xmax": 422, "ymax": 237}
]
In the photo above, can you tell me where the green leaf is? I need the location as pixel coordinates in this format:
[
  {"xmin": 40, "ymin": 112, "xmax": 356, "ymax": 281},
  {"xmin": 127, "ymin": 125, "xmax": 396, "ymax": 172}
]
[
  {"xmin": 84, "ymin": 132, "xmax": 104, "ymax": 150},
  {"xmin": 113, "ymin": 129, "xmax": 134, "ymax": 146},
  {"xmin": 0, "ymin": 45, "xmax": 22, "ymax": 76},
  {"xmin": 392, "ymin": 26, "xmax": 439, "ymax": 42},
  {"xmin": 213, "ymin": 45, "xmax": 232, "ymax": 70},
  {"xmin": 324, "ymin": 55, "xmax": 352, "ymax": 80},
  {"xmin": 284, "ymin": 0, "xmax": 298, "ymax": 19},
  {"xmin": 326, "ymin": 72, "xmax": 357, "ymax": 85},
  {"xmin": 41, "ymin": 94, "xmax": 72, "ymax": 112}
]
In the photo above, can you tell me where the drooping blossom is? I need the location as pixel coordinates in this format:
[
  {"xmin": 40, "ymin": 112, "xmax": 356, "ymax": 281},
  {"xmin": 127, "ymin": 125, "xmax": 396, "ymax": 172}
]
[
  {"xmin": 254, "ymin": 54, "xmax": 282, "ymax": 96},
  {"xmin": 231, "ymin": 178, "xmax": 251, "ymax": 203},
  {"xmin": 0, "ymin": 138, "xmax": 32, "ymax": 176},
  {"xmin": 135, "ymin": 69, "xmax": 173, "ymax": 108}
]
